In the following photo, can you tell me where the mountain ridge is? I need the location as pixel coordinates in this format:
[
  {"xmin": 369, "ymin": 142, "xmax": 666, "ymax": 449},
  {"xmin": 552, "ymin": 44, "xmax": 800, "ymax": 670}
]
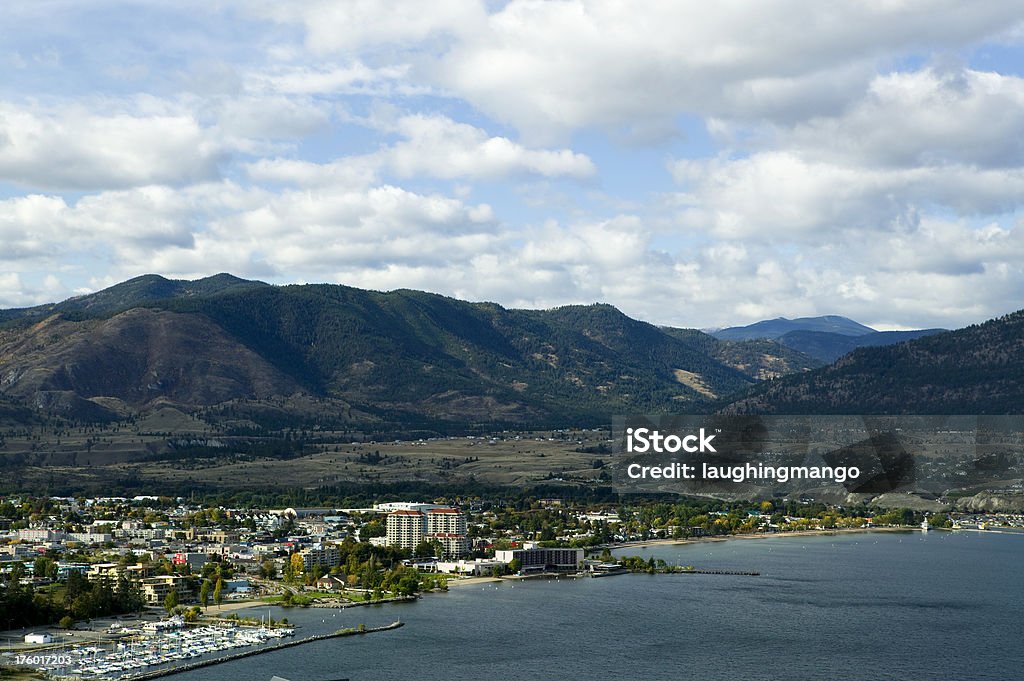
[
  {"xmin": 711, "ymin": 314, "xmax": 947, "ymax": 362},
  {"xmin": 712, "ymin": 315, "xmax": 876, "ymax": 341},
  {"xmin": 722, "ymin": 310, "xmax": 1024, "ymax": 414},
  {"xmin": 0, "ymin": 273, "xmax": 269, "ymax": 326},
  {"xmin": 0, "ymin": 276, "xmax": 758, "ymax": 428},
  {"xmin": 776, "ymin": 328, "xmax": 947, "ymax": 362},
  {"xmin": 2, "ymin": 275, "xmax": 1019, "ymax": 428}
]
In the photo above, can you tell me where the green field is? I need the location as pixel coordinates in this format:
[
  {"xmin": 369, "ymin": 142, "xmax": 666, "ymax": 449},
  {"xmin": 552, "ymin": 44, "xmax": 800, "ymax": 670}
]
[{"xmin": 0, "ymin": 412, "xmax": 611, "ymax": 495}]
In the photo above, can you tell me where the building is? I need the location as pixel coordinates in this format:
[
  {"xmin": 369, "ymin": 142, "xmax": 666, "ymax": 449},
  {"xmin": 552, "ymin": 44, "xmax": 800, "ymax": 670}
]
[
  {"xmin": 384, "ymin": 506, "xmax": 469, "ymax": 558},
  {"xmin": 494, "ymin": 547, "xmax": 584, "ymax": 573},
  {"xmin": 56, "ymin": 562, "xmax": 91, "ymax": 580},
  {"xmin": 270, "ymin": 507, "xmax": 337, "ymax": 519},
  {"xmin": 375, "ymin": 502, "xmax": 448, "ymax": 513},
  {"xmin": 18, "ymin": 529, "xmax": 65, "ymax": 543},
  {"xmin": 124, "ymin": 564, "xmax": 157, "ymax": 581},
  {"xmin": 386, "ymin": 510, "xmax": 428, "ymax": 551},
  {"xmin": 140, "ymin": 575, "xmax": 192, "ymax": 606},
  {"xmin": 24, "ymin": 633, "xmax": 53, "ymax": 644},
  {"xmin": 171, "ymin": 552, "xmax": 209, "ymax": 571},
  {"xmin": 433, "ymin": 559, "xmax": 505, "ymax": 576},
  {"xmin": 88, "ymin": 563, "xmax": 121, "ymax": 580},
  {"xmin": 430, "ymin": 533, "xmax": 470, "ymax": 559},
  {"xmin": 299, "ymin": 544, "xmax": 341, "ymax": 572},
  {"xmin": 0, "ymin": 544, "xmax": 36, "ymax": 560},
  {"xmin": 68, "ymin": 532, "xmax": 113, "ymax": 545},
  {"xmin": 315, "ymin": 575, "xmax": 347, "ymax": 591},
  {"xmin": 116, "ymin": 526, "xmax": 166, "ymax": 541}
]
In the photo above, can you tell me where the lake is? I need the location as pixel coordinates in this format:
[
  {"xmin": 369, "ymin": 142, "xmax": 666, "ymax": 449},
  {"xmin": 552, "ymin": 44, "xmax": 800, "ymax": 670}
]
[{"xmin": 179, "ymin": 530, "xmax": 1024, "ymax": 680}]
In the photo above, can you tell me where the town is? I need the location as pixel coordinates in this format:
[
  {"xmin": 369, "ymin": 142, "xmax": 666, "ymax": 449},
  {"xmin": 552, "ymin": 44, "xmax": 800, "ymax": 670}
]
[
  {"xmin": 0, "ymin": 490, "xmax": 1023, "ymax": 678},
  {"xmin": 3, "ymin": 492, "xmax": 1022, "ymax": 627}
]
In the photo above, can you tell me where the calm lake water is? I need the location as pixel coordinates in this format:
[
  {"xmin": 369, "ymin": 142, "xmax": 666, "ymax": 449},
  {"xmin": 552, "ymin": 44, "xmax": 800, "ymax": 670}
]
[{"xmin": 179, "ymin": 531, "xmax": 1024, "ymax": 681}]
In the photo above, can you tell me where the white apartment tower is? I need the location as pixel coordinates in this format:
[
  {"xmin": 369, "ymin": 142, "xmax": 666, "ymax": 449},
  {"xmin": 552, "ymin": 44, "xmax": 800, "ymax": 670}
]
[{"xmin": 384, "ymin": 505, "xmax": 468, "ymax": 558}]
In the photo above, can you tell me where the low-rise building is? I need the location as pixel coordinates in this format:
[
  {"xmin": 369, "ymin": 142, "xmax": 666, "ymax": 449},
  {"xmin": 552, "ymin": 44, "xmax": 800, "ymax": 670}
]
[
  {"xmin": 494, "ymin": 547, "xmax": 583, "ymax": 573},
  {"xmin": 68, "ymin": 532, "xmax": 113, "ymax": 545},
  {"xmin": 434, "ymin": 559, "xmax": 504, "ymax": 576},
  {"xmin": 171, "ymin": 552, "xmax": 209, "ymax": 571},
  {"xmin": 140, "ymin": 575, "xmax": 192, "ymax": 605},
  {"xmin": 315, "ymin": 575, "xmax": 347, "ymax": 591},
  {"xmin": 18, "ymin": 529, "xmax": 65, "ymax": 543},
  {"xmin": 24, "ymin": 633, "xmax": 53, "ymax": 644}
]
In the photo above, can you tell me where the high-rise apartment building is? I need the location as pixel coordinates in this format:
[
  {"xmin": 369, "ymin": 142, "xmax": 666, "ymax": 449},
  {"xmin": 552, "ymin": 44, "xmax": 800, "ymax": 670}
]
[{"xmin": 384, "ymin": 505, "xmax": 468, "ymax": 558}]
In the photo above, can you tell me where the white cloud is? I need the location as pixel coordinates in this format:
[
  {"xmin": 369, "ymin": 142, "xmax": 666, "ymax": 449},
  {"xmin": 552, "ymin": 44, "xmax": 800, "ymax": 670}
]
[
  {"xmin": 3, "ymin": 1, "xmax": 1024, "ymax": 333},
  {"xmin": 385, "ymin": 114, "xmax": 596, "ymax": 180},
  {"xmin": 0, "ymin": 102, "xmax": 225, "ymax": 191},
  {"xmin": 245, "ymin": 157, "xmax": 380, "ymax": 188},
  {"xmin": 0, "ymin": 194, "xmax": 71, "ymax": 261},
  {"xmin": 80, "ymin": 182, "xmax": 497, "ymax": 279},
  {"xmin": 213, "ymin": 96, "xmax": 332, "ymax": 140},
  {"xmin": 673, "ymin": 152, "xmax": 1024, "ymax": 239},
  {"xmin": 246, "ymin": 114, "xmax": 596, "ymax": 184},
  {"xmin": 783, "ymin": 68, "xmax": 1024, "ymax": 168},
  {"xmin": 240, "ymin": 1, "xmax": 1024, "ymax": 141},
  {"xmin": 246, "ymin": 62, "xmax": 417, "ymax": 96},
  {"xmin": 252, "ymin": 0, "xmax": 486, "ymax": 54},
  {"xmin": 0, "ymin": 268, "xmax": 71, "ymax": 308},
  {"xmin": 3, "ymin": 177, "xmax": 1024, "ymax": 331},
  {"xmin": 430, "ymin": 1, "xmax": 1024, "ymax": 140},
  {"xmin": 671, "ymin": 152, "xmax": 908, "ymax": 237},
  {"xmin": 670, "ymin": 66, "xmax": 1024, "ymax": 239}
]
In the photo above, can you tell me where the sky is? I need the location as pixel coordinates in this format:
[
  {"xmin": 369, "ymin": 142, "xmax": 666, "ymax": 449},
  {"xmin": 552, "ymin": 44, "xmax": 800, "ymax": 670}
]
[{"xmin": 2, "ymin": 1, "xmax": 1024, "ymax": 331}]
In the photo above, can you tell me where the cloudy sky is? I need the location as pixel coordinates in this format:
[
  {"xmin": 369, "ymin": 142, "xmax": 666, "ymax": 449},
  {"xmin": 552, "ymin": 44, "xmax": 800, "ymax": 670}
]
[{"xmin": 2, "ymin": 1, "xmax": 1024, "ymax": 330}]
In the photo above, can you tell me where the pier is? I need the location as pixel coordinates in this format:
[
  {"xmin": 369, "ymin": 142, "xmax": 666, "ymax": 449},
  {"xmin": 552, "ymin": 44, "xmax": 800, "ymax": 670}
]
[{"xmin": 677, "ymin": 568, "xmax": 760, "ymax": 576}]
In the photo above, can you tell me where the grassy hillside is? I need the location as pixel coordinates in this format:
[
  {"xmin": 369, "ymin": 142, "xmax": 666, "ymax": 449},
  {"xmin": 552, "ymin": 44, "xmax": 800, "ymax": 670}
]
[{"xmin": 662, "ymin": 327, "xmax": 823, "ymax": 379}]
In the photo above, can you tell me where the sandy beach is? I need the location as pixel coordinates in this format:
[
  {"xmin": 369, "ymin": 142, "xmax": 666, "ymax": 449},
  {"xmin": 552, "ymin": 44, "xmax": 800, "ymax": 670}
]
[
  {"xmin": 444, "ymin": 576, "xmax": 503, "ymax": 588},
  {"xmin": 597, "ymin": 526, "xmax": 918, "ymax": 552}
]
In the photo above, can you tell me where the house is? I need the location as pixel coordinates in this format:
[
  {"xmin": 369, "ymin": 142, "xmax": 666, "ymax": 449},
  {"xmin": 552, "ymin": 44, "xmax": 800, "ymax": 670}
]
[{"xmin": 315, "ymin": 575, "xmax": 347, "ymax": 591}]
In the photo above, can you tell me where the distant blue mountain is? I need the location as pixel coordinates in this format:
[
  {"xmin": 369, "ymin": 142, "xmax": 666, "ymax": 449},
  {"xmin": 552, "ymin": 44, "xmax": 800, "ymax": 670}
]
[
  {"xmin": 711, "ymin": 315, "xmax": 946, "ymax": 362},
  {"xmin": 712, "ymin": 315, "xmax": 876, "ymax": 341},
  {"xmin": 724, "ymin": 309, "xmax": 1024, "ymax": 415}
]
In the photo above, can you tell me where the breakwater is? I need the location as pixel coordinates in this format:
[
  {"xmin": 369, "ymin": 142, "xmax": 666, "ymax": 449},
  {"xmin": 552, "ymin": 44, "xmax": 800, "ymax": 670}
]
[
  {"xmin": 592, "ymin": 567, "xmax": 760, "ymax": 577},
  {"xmin": 307, "ymin": 594, "xmax": 417, "ymax": 608}
]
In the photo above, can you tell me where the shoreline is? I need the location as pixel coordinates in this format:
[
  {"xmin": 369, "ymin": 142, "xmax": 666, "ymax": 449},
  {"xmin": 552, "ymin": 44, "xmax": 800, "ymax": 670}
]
[
  {"xmin": 445, "ymin": 576, "xmax": 503, "ymax": 588},
  {"xmin": 595, "ymin": 526, "xmax": 920, "ymax": 552}
]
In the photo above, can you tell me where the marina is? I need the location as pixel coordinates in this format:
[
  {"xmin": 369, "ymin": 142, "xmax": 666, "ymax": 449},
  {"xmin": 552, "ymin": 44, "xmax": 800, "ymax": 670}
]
[{"xmin": 10, "ymin": 621, "xmax": 296, "ymax": 680}]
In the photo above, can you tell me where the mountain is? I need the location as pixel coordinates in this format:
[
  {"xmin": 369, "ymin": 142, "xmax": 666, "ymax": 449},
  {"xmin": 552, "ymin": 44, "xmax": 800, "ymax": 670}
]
[
  {"xmin": 6, "ymin": 275, "xmax": 1011, "ymax": 428},
  {"xmin": 0, "ymin": 273, "xmax": 267, "ymax": 325},
  {"xmin": 0, "ymin": 276, "xmax": 759, "ymax": 428},
  {"xmin": 0, "ymin": 308, "xmax": 302, "ymax": 422},
  {"xmin": 661, "ymin": 328, "xmax": 824, "ymax": 379},
  {"xmin": 710, "ymin": 314, "xmax": 946, "ymax": 362},
  {"xmin": 776, "ymin": 328, "xmax": 947, "ymax": 362},
  {"xmin": 722, "ymin": 310, "xmax": 1024, "ymax": 414},
  {"xmin": 712, "ymin": 315, "xmax": 875, "ymax": 341}
]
